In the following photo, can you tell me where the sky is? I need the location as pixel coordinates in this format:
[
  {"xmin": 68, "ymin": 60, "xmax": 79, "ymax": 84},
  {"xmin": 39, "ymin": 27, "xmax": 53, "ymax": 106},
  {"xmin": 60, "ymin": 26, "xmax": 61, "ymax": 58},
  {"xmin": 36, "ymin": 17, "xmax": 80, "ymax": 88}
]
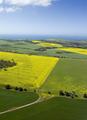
[{"xmin": 0, "ymin": 0, "xmax": 87, "ymax": 35}]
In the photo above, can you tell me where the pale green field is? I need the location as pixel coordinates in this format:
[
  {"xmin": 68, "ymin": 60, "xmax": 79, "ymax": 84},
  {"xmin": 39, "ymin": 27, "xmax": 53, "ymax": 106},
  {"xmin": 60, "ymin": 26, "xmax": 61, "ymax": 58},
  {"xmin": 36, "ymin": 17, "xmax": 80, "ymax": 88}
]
[{"xmin": 41, "ymin": 58, "xmax": 87, "ymax": 97}]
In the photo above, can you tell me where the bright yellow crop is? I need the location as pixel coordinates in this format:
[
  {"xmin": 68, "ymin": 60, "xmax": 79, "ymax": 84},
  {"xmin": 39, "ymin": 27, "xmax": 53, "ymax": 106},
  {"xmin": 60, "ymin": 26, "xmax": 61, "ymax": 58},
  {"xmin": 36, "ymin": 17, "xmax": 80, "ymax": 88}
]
[
  {"xmin": 32, "ymin": 40, "xmax": 63, "ymax": 48},
  {"xmin": 39, "ymin": 42, "xmax": 63, "ymax": 48},
  {"xmin": 59, "ymin": 47, "xmax": 87, "ymax": 55},
  {"xmin": 0, "ymin": 52, "xmax": 59, "ymax": 89},
  {"xmin": 32, "ymin": 40, "xmax": 41, "ymax": 43}
]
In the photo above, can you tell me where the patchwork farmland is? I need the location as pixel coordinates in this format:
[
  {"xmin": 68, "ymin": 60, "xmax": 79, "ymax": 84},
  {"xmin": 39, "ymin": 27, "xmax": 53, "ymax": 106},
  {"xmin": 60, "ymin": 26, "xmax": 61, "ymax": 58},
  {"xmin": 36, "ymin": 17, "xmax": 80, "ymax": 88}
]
[{"xmin": 0, "ymin": 39, "xmax": 87, "ymax": 120}]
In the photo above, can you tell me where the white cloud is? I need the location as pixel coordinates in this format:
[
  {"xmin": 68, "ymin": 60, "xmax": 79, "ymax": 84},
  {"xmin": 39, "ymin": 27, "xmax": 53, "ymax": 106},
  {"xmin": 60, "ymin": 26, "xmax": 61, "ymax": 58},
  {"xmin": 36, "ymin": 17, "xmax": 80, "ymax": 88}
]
[
  {"xmin": 0, "ymin": 0, "xmax": 3, "ymax": 4},
  {"xmin": 0, "ymin": 7, "xmax": 17, "ymax": 13},
  {"xmin": 5, "ymin": 7, "xmax": 21, "ymax": 12},
  {"xmin": 0, "ymin": 0, "xmax": 54, "ymax": 13},
  {"xmin": 0, "ymin": 7, "xmax": 4, "ymax": 12},
  {"xmin": 5, "ymin": 0, "xmax": 53, "ymax": 6}
]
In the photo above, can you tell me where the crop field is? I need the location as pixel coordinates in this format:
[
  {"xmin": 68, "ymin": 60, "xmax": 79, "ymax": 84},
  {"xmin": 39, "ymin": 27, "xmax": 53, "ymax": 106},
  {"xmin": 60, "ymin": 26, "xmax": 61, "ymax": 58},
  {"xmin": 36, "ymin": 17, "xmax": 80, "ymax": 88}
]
[
  {"xmin": 0, "ymin": 40, "xmax": 87, "ymax": 59},
  {"xmin": 59, "ymin": 47, "xmax": 87, "ymax": 55},
  {"xmin": 1, "ymin": 97, "xmax": 87, "ymax": 120},
  {"xmin": 0, "ymin": 40, "xmax": 87, "ymax": 120},
  {"xmin": 0, "ymin": 89, "xmax": 38, "ymax": 112},
  {"xmin": 32, "ymin": 40, "xmax": 63, "ymax": 48},
  {"xmin": 0, "ymin": 52, "xmax": 58, "ymax": 88},
  {"xmin": 41, "ymin": 58, "xmax": 87, "ymax": 96}
]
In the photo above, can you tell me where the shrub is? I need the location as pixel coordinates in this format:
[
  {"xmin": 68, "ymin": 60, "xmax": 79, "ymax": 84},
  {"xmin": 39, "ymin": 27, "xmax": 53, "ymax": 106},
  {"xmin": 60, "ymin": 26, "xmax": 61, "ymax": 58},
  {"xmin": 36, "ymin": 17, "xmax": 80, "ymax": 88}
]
[
  {"xmin": 19, "ymin": 87, "xmax": 23, "ymax": 92},
  {"xmin": 48, "ymin": 91, "xmax": 51, "ymax": 94},
  {"xmin": 59, "ymin": 90, "xmax": 65, "ymax": 96},
  {"xmin": 83, "ymin": 94, "xmax": 87, "ymax": 98},
  {"xmin": 24, "ymin": 88, "xmax": 27, "ymax": 91},
  {"xmin": 65, "ymin": 91, "xmax": 71, "ymax": 97},
  {"xmin": 14, "ymin": 87, "xmax": 19, "ymax": 91},
  {"xmin": 5, "ymin": 84, "xmax": 12, "ymax": 90}
]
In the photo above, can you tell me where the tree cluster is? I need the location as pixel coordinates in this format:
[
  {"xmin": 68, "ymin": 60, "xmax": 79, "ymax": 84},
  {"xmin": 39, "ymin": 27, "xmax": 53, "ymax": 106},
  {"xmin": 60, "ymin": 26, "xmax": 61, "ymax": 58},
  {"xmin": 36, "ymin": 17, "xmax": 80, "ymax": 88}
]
[
  {"xmin": 0, "ymin": 59, "xmax": 16, "ymax": 70},
  {"xmin": 83, "ymin": 93, "xmax": 87, "ymax": 98},
  {"xmin": 59, "ymin": 90, "xmax": 78, "ymax": 98}
]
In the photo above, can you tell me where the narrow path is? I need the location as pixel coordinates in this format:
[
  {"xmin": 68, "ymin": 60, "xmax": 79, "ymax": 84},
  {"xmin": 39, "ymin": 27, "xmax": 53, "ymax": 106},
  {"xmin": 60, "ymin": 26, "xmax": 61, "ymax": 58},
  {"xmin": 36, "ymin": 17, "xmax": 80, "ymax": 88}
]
[{"xmin": 0, "ymin": 97, "xmax": 42, "ymax": 115}]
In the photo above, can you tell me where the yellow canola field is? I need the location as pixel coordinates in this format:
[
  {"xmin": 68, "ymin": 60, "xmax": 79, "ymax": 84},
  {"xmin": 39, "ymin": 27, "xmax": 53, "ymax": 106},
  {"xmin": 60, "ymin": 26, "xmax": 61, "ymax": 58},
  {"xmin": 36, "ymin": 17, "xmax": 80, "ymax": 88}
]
[
  {"xmin": 0, "ymin": 52, "xmax": 59, "ymax": 88},
  {"xmin": 32, "ymin": 40, "xmax": 63, "ymax": 48},
  {"xmin": 32, "ymin": 40, "xmax": 41, "ymax": 43},
  {"xmin": 59, "ymin": 47, "xmax": 87, "ymax": 55}
]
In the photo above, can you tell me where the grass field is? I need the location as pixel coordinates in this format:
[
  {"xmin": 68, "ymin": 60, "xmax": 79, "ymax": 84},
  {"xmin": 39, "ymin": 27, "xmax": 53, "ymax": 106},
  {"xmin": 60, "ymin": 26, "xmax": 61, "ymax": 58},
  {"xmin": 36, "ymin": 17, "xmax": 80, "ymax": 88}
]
[
  {"xmin": 0, "ymin": 89, "xmax": 38, "ymax": 112},
  {"xmin": 0, "ymin": 97, "xmax": 87, "ymax": 120},
  {"xmin": 0, "ymin": 51, "xmax": 58, "ymax": 88},
  {"xmin": 41, "ymin": 58, "xmax": 87, "ymax": 96}
]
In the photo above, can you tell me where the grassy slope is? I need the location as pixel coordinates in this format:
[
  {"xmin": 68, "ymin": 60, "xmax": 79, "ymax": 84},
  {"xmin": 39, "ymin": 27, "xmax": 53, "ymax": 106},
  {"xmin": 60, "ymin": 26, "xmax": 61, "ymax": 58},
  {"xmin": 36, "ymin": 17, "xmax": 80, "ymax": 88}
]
[
  {"xmin": 0, "ymin": 89, "xmax": 38, "ymax": 112},
  {"xmin": 0, "ymin": 40, "xmax": 40, "ymax": 54},
  {"xmin": 41, "ymin": 58, "xmax": 87, "ymax": 95},
  {"xmin": 0, "ymin": 97, "xmax": 87, "ymax": 120}
]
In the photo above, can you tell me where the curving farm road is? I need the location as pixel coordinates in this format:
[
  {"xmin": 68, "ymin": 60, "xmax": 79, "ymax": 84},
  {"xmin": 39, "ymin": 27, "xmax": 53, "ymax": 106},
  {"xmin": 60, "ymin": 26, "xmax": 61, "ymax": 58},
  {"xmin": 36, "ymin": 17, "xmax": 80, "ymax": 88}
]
[{"xmin": 0, "ymin": 97, "xmax": 42, "ymax": 115}]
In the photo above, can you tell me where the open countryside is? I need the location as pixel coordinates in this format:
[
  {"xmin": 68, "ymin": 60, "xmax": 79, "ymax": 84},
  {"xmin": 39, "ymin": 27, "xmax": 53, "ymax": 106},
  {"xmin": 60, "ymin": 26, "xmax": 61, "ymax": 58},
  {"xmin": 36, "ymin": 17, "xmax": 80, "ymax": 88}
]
[
  {"xmin": 0, "ymin": 0, "xmax": 87, "ymax": 119},
  {"xmin": 0, "ymin": 39, "xmax": 87, "ymax": 120}
]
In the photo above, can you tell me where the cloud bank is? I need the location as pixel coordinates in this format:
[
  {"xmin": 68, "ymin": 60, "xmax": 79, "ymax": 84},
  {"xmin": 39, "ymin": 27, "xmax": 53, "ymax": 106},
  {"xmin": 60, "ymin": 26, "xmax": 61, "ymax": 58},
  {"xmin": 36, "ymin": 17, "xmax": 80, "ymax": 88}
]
[{"xmin": 0, "ymin": 0, "xmax": 54, "ymax": 13}]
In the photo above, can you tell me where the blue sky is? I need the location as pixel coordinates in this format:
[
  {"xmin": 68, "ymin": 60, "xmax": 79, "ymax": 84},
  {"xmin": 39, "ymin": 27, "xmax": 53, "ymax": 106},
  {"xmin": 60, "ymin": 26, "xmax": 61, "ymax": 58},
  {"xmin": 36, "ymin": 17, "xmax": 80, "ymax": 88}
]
[{"xmin": 0, "ymin": 0, "xmax": 87, "ymax": 35}]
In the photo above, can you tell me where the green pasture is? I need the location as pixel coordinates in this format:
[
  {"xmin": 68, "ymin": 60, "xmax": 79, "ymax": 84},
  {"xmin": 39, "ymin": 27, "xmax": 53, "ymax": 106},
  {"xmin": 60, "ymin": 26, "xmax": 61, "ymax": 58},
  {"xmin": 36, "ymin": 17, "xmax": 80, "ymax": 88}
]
[
  {"xmin": 0, "ymin": 97, "xmax": 87, "ymax": 120},
  {"xmin": 41, "ymin": 58, "xmax": 87, "ymax": 96},
  {"xmin": 0, "ymin": 89, "xmax": 38, "ymax": 112}
]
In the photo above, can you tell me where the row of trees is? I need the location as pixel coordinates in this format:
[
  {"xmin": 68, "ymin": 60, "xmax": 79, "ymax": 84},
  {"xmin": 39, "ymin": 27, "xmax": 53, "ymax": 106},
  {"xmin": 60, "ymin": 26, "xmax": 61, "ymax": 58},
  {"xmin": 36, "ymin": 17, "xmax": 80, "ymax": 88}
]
[
  {"xmin": 59, "ymin": 90, "xmax": 78, "ymax": 98},
  {"xmin": 4, "ymin": 85, "xmax": 87, "ymax": 99},
  {"xmin": 59, "ymin": 90, "xmax": 87, "ymax": 99},
  {"xmin": 47, "ymin": 90, "xmax": 87, "ymax": 99},
  {"xmin": 5, "ymin": 84, "xmax": 27, "ymax": 92}
]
